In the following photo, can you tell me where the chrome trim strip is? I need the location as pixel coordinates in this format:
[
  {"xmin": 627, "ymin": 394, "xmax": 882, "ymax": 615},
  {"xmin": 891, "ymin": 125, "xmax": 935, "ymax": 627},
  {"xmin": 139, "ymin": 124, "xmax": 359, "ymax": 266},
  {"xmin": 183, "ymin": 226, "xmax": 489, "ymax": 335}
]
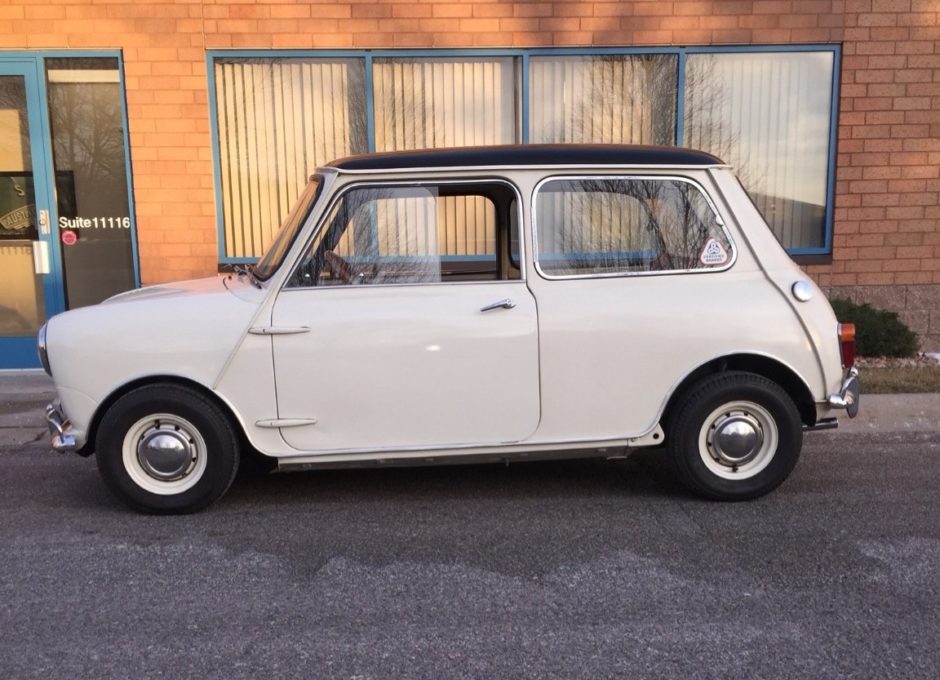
[
  {"xmin": 272, "ymin": 425, "xmax": 666, "ymax": 460},
  {"xmin": 529, "ymin": 173, "xmax": 738, "ymax": 281}
]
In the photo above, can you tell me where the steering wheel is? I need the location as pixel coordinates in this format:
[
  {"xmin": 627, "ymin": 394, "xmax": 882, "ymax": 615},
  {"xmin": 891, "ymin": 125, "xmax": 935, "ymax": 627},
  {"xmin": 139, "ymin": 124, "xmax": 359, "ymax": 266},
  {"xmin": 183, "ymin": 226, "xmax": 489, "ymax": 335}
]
[{"xmin": 323, "ymin": 250, "xmax": 357, "ymax": 284}]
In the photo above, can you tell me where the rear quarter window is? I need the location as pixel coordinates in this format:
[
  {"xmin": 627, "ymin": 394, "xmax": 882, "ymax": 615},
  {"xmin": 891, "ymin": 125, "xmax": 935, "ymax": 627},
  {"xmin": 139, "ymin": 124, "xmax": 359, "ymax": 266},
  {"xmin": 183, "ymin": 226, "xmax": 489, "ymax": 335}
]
[{"xmin": 534, "ymin": 176, "xmax": 734, "ymax": 277}]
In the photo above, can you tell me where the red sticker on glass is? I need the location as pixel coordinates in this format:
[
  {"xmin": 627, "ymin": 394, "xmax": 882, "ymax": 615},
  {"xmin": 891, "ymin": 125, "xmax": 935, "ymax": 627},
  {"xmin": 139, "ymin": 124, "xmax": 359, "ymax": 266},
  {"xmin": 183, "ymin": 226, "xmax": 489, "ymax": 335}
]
[{"xmin": 61, "ymin": 229, "xmax": 78, "ymax": 246}]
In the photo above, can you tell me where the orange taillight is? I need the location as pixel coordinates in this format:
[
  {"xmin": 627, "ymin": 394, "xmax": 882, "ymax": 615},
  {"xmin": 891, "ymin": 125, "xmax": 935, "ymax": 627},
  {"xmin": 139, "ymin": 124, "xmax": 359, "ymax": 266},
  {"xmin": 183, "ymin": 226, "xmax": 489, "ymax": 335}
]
[{"xmin": 838, "ymin": 323, "xmax": 856, "ymax": 368}]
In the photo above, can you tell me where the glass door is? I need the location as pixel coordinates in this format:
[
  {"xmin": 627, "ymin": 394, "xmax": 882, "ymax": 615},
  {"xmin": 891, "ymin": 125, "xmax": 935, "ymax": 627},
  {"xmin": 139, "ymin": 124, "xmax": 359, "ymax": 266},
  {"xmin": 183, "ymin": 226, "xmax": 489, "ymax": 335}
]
[{"xmin": 0, "ymin": 61, "xmax": 60, "ymax": 368}]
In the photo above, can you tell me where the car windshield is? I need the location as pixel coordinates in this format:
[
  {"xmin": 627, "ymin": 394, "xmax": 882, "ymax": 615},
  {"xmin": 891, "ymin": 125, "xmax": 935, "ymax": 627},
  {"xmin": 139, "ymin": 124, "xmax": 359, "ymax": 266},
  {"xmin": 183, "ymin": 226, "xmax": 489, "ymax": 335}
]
[{"xmin": 252, "ymin": 178, "xmax": 321, "ymax": 280}]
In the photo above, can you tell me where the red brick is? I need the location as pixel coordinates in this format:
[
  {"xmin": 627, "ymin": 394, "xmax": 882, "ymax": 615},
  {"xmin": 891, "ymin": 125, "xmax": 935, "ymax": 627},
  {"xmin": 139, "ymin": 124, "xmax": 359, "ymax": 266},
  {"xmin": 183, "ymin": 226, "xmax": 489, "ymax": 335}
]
[
  {"xmin": 473, "ymin": 4, "xmax": 514, "ymax": 18},
  {"xmin": 513, "ymin": 3, "xmax": 553, "ymax": 18},
  {"xmin": 857, "ymin": 273, "xmax": 895, "ymax": 284},
  {"xmin": 862, "ymin": 165, "xmax": 902, "ymax": 179},
  {"xmin": 269, "ymin": 6, "xmax": 312, "ymax": 19},
  {"xmin": 753, "ymin": 1, "xmax": 794, "ymax": 13},
  {"xmin": 859, "ymin": 13, "xmax": 900, "ymax": 27},
  {"xmin": 885, "ymin": 232, "xmax": 925, "ymax": 245},
  {"xmin": 882, "ymin": 260, "xmax": 924, "ymax": 272},
  {"xmin": 393, "ymin": 4, "xmax": 433, "ymax": 19},
  {"xmin": 631, "ymin": 2, "xmax": 674, "ymax": 16},
  {"xmin": 856, "ymin": 41, "xmax": 897, "ymax": 54},
  {"xmin": 352, "ymin": 4, "xmax": 392, "ymax": 18},
  {"xmin": 846, "ymin": 259, "xmax": 886, "ymax": 272}
]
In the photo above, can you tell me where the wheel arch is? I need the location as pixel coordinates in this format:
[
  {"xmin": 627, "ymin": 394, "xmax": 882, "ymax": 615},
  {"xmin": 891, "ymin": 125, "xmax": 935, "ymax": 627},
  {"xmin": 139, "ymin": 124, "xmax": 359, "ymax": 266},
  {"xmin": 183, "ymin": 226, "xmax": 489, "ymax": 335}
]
[
  {"xmin": 660, "ymin": 353, "xmax": 818, "ymax": 429},
  {"xmin": 78, "ymin": 375, "xmax": 249, "ymax": 456}
]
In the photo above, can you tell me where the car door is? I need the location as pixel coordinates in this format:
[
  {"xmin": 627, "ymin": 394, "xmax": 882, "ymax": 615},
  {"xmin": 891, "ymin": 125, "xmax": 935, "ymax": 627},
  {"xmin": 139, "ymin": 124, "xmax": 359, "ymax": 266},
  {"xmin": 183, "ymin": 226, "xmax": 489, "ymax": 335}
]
[{"xmin": 269, "ymin": 179, "xmax": 540, "ymax": 453}]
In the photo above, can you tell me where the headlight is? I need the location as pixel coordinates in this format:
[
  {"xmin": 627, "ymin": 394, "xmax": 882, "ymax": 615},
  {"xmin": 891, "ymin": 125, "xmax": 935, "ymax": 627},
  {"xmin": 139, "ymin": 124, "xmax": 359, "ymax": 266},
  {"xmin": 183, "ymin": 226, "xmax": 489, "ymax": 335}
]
[{"xmin": 37, "ymin": 322, "xmax": 51, "ymax": 376}]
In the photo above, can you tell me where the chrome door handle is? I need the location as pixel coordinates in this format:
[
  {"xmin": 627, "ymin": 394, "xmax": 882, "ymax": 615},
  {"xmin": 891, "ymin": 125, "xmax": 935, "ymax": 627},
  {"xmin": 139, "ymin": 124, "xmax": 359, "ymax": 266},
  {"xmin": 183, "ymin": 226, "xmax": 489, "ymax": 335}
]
[{"xmin": 480, "ymin": 298, "xmax": 516, "ymax": 312}]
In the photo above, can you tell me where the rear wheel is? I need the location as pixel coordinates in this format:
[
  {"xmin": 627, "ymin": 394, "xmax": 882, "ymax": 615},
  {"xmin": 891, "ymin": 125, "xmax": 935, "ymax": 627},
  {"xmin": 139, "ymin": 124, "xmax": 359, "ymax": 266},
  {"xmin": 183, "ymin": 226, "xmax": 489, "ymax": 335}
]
[
  {"xmin": 95, "ymin": 384, "xmax": 240, "ymax": 514},
  {"xmin": 666, "ymin": 372, "xmax": 802, "ymax": 501}
]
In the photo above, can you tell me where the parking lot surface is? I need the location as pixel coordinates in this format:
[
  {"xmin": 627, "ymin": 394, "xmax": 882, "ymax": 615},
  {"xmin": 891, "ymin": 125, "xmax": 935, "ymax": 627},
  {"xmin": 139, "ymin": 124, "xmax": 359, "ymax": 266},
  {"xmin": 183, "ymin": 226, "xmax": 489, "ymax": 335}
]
[{"xmin": 2, "ymin": 430, "xmax": 938, "ymax": 679}]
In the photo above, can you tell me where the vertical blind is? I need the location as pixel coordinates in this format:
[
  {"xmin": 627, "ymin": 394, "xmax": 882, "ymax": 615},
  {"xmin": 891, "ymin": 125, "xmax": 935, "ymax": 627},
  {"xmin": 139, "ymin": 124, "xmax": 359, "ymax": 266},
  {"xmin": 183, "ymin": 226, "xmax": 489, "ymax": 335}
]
[
  {"xmin": 333, "ymin": 191, "xmax": 498, "ymax": 259},
  {"xmin": 684, "ymin": 52, "xmax": 834, "ymax": 250},
  {"xmin": 372, "ymin": 58, "xmax": 514, "ymax": 256},
  {"xmin": 529, "ymin": 55, "xmax": 677, "ymax": 145},
  {"xmin": 211, "ymin": 50, "xmax": 836, "ymax": 259},
  {"xmin": 373, "ymin": 58, "xmax": 516, "ymax": 150},
  {"xmin": 213, "ymin": 58, "xmax": 367, "ymax": 259}
]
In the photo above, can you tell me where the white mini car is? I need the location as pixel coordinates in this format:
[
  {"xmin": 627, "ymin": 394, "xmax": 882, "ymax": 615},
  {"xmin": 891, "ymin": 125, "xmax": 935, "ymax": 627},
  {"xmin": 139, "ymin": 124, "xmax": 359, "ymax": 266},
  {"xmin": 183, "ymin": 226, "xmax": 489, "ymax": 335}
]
[{"xmin": 40, "ymin": 145, "xmax": 860, "ymax": 513}]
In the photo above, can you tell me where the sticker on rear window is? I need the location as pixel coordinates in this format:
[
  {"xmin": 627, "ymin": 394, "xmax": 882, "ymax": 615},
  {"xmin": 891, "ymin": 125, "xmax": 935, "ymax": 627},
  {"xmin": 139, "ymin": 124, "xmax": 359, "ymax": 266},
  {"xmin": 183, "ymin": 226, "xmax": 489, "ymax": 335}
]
[{"xmin": 699, "ymin": 238, "xmax": 729, "ymax": 266}]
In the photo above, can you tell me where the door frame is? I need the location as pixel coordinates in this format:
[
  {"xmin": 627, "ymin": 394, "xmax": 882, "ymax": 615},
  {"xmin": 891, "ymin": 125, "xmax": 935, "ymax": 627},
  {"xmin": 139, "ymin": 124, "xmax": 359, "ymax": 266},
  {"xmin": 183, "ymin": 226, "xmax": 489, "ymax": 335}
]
[
  {"xmin": 0, "ymin": 50, "xmax": 140, "ymax": 368},
  {"xmin": 0, "ymin": 58, "xmax": 63, "ymax": 367}
]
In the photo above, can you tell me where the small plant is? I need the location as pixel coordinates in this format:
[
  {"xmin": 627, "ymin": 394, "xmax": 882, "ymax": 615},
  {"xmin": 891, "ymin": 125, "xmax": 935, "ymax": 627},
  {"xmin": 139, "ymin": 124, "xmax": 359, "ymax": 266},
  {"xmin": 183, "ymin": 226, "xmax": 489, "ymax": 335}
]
[{"xmin": 829, "ymin": 298, "xmax": 918, "ymax": 358}]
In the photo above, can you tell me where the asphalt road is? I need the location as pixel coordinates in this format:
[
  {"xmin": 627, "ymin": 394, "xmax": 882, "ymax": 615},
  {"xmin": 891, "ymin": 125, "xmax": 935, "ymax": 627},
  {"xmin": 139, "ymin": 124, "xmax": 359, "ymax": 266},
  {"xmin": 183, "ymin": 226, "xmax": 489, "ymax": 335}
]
[{"xmin": 1, "ymin": 431, "xmax": 938, "ymax": 679}]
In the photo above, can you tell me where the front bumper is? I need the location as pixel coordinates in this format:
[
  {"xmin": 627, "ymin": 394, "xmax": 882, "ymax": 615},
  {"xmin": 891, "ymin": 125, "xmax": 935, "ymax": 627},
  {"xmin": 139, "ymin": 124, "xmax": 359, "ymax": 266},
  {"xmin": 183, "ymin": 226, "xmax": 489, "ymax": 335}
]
[
  {"xmin": 827, "ymin": 366, "xmax": 860, "ymax": 418},
  {"xmin": 45, "ymin": 401, "xmax": 78, "ymax": 454}
]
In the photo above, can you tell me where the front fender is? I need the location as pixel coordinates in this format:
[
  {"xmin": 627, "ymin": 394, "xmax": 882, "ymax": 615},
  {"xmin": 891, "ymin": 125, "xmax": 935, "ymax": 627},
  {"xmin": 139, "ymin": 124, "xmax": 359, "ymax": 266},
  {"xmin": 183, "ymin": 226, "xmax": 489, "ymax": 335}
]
[{"xmin": 45, "ymin": 280, "xmax": 263, "ymax": 442}]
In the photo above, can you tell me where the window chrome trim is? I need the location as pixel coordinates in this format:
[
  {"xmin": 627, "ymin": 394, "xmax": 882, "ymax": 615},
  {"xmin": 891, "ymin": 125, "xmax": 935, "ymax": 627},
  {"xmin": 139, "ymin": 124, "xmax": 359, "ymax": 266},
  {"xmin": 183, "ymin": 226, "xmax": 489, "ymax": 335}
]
[
  {"xmin": 530, "ymin": 173, "xmax": 738, "ymax": 281},
  {"xmin": 282, "ymin": 177, "xmax": 526, "ymax": 290}
]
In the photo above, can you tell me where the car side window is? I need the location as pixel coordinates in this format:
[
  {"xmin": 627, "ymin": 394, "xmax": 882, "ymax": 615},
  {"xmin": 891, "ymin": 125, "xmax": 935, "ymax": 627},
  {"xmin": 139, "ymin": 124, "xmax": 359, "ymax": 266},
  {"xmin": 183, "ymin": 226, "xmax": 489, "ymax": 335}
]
[
  {"xmin": 534, "ymin": 177, "xmax": 734, "ymax": 277},
  {"xmin": 287, "ymin": 182, "xmax": 521, "ymax": 287}
]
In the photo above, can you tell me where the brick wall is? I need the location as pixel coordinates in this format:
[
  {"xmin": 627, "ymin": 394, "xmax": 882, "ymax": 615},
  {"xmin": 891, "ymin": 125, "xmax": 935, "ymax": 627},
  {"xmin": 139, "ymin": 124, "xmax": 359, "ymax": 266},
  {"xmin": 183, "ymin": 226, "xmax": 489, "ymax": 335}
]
[
  {"xmin": 1, "ymin": 0, "xmax": 938, "ymax": 345},
  {"xmin": 803, "ymin": 0, "xmax": 940, "ymax": 350}
]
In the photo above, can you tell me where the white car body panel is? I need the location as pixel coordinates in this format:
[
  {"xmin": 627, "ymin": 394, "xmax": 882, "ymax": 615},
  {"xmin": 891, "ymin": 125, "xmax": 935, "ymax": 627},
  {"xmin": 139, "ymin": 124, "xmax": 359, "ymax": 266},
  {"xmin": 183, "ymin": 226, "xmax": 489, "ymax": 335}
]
[
  {"xmin": 46, "ymin": 276, "xmax": 266, "ymax": 449},
  {"xmin": 270, "ymin": 282, "xmax": 540, "ymax": 452},
  {"xmin": 41, "ymin": 160, "xmax": 848, "ymax": 463},
  {"xmin": 526, "ymin": 268, "xmax": 823, "ymax": 442}
]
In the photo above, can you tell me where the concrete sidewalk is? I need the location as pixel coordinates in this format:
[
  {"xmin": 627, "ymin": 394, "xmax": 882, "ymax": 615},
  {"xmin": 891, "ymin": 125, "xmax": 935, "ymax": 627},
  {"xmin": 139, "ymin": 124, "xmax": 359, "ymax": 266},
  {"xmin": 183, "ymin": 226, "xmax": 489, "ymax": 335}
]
[
  {"xmin": 2, "ymin": 369, "xmax": 937, "ymax": 450},
  {"xmin": 0, "ymin": 371, "xmax": 57, "ymax": 448}
]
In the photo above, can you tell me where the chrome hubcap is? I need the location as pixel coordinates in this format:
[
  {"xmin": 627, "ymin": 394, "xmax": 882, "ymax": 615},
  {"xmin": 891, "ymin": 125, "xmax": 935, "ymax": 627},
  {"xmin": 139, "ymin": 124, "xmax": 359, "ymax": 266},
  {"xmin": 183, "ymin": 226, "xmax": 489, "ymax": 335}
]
[
  {"xmin": 122, "ymin": 413, "xmax": 207, "ymax": 495},
  {"xmin": 137, "ymin": 426, "xmax": 195, "ymax": 481},
  {"xmin": 709, "ymin": 413, "xmax": 764, "ymax": 466},
  {"xmin": 698, "ymin": 401, "xmax": 779, "ymax": 480}
]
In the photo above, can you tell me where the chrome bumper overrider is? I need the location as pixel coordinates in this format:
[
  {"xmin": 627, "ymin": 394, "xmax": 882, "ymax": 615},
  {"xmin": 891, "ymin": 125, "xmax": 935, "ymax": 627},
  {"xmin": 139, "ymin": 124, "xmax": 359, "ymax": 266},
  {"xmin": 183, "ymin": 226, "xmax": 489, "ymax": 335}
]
[
  {"xmin": 827, "ymin": 366, "xmax": 860, "ymax": 418},
  {"xmin": 45, "ymin": 401, "xmax": 77, "ymax": 453}
]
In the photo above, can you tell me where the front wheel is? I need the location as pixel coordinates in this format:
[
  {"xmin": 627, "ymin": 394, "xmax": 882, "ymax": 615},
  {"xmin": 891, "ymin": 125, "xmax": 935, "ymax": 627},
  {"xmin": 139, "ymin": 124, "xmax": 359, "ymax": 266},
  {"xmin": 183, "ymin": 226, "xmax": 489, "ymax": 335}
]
[
  {"xmin": 95, "ymin": 384, "xmax": 240, "ymax": 514},
  {"xmin": 666, "ymin": 372, "xmax": 802, "ymax": 501}
]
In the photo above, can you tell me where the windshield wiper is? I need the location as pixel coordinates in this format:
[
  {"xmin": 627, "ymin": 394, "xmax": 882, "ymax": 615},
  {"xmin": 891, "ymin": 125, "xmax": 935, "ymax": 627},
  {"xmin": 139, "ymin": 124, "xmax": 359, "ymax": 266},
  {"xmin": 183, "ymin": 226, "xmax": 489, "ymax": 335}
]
[{"xmin": 232, "ymin": 264, "xmax": 262, "ymax": 289}]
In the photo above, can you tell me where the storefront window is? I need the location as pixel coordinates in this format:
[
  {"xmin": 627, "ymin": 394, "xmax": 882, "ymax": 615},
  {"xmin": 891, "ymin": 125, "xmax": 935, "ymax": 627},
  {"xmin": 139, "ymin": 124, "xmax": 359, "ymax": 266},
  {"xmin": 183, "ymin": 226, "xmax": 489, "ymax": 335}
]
[
  {"xmin": 212, "ymin": 58, "xmax": 368, "ymax": 260},
  {"xmin": 46, "ymin": 57, "xmax": 136, "ymax": 308},
  {"xmin": 684, "ymin": 52, "xmax": 835, "ymax": 251},
  {"xmin": 373, "ymin": 57, "xmax": 518, "ymax": 151},
  {"xmin": 529, "ymin": 54, "xmax": 676, "ymax": 146},
  {"xmin": 210, "ymin": 48, "xmax": 838, "ymax": 259}
]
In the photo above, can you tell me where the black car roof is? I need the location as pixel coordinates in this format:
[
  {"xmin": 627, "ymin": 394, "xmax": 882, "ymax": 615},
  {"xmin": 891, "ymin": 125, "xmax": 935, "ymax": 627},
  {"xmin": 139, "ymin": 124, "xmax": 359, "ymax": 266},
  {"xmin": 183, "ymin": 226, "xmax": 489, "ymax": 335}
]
[{"xmin": 326, "ymin": 144, "xmax": 725, "ymax": 172}]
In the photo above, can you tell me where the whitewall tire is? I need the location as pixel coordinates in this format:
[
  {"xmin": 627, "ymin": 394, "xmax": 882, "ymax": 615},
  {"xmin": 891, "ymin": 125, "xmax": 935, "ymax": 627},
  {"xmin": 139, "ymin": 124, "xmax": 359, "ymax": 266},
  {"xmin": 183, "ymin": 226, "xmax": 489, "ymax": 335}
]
[
  {"xmin": 96, "ymin": 384, "xmax": 239, "ymax": 514},
  {"xmin": 667, "ymin": 372, "xmax": 802, "ymax": 501}
]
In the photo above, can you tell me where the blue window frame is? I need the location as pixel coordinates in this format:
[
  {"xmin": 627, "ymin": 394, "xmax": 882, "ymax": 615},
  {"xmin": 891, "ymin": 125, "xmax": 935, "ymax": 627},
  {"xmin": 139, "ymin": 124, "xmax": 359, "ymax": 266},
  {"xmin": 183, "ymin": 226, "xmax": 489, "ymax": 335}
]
[{"xmin": 207, "ymin": 45, "xmax": 841, "ymax": 262}]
